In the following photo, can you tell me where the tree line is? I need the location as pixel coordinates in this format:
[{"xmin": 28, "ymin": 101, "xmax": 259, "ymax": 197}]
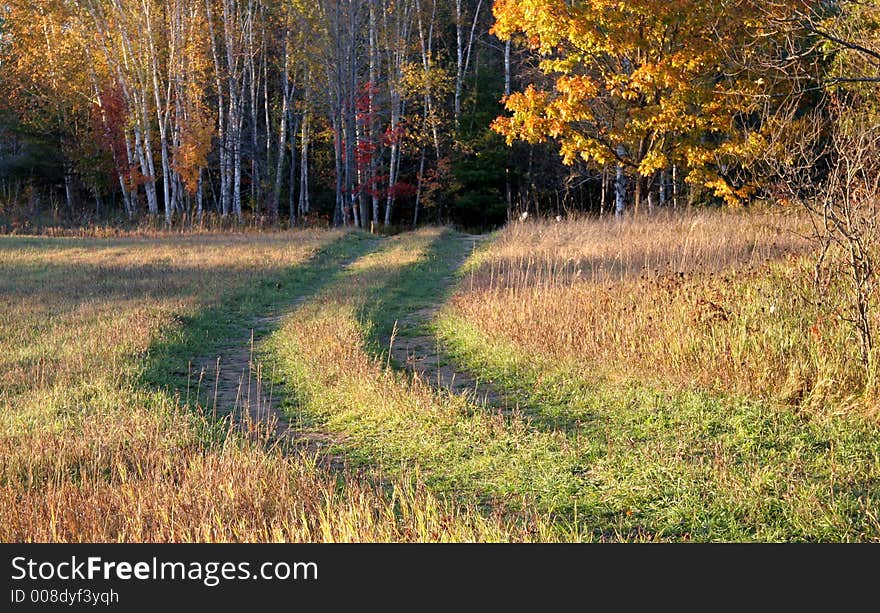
[
  {"xmin": 1, "ymin": 0, "xmax": 514, "ymax": 228},
  {"xmin": 0, "ymin": 1, "xmax": 878, "ymax": 228}
]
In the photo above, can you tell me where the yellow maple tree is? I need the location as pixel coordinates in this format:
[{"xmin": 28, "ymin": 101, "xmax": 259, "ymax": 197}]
[{"xmin": 491, "ymin": 0, "xmax": 771, "ymax": 208}]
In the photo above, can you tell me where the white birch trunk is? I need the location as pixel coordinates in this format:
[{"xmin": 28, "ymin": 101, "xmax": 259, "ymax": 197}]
[
  {"xmin": 272, "ymin": 32, "xmax": 291, "ymax": 221},
  {"xmin": 144, "ymin": 0, "xmax": 174, "ymax": 225},
  {"xmin": 454, "ymin": 0, "xmax": 483, "ymax": 130},
  {"xmin": 615, "ymin": 145, "xmax": 627, "ymax": 217},
  {"xmin": 413, "ymin": 148, "xmax": 426, "ymax": 226},
  {"xmin": 672, "ymin": 165, "xmax": 679, "ymax": 209},
  {"xmin": 659, "ymin": 169, "xmax": 668, "ymax": 207},
  {"xmin": 205, "ymin": 0, "xmax": 229, "ymax": 216},
  {"xmin": 134, "ymin": 110, "xmax": 159, "ymax": 217},
  {"xmin": 64, "ymin": 169, "xmax": 75, "ymax": 212},
  {"xmin": 504, "ymin": 39, "xmax": 511, "ymax": 97},
  {"xmin": 299, "ymin": 105, "xmax": 310, "ymax": 217},
  {"xmin": 369, "ymin": 0, "xmax": 380, "ymax": 228},
  {"xmin": 287, "ymin": 101, "xmax": 299, "ymax": 223},
  {"xmin": 383, "ymin": 0, "xmax": 411, "ymax": 226},
  {"xmin": 196, "ymin": 169, "xmax": 204, "ymax": 222}
]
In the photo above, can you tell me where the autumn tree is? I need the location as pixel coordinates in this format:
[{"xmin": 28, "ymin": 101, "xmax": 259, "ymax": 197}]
[
  {"xmin": 8, "ymin": 0, "xmax": 809, "ymax": 227},
  {"xmin": 490, "ymin": 0, "xmax": 772, "ymax": 214},
  {"xmin": 1, "ymin": 0, "xmax": 95, "ymax": 213}
]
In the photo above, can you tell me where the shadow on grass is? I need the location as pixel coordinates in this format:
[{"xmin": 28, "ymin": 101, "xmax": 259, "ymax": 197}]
[
  {"xmin": 139, "ymin": 231, "xmax": 381, "ymax": 418},
  {"xmin": 347, "ymin": 230, "xmax": 600, "ymax": 434},
  {"xmin": 355, "ymin": 228, "xmax": 472, "ymax": 351},
  {"xmin": 256, "ymin": 230, "xmax": 880, "ymax": 540}
]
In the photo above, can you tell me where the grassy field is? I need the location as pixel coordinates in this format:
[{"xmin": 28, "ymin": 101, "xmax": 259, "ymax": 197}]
[
  {"xmin": 443, "ymin": 209, "xmax": 833, "ymax": 399},
  {"xmin": 3, "ymin": 209, "xmax": 880, "ymax": 541},
  {"xmin": 436, "ymin": 210, "xmax": 880, "ymax": 540},
  {"xmin": 0, "ymin": 230, "xmax": 545, "ymax": 541}
]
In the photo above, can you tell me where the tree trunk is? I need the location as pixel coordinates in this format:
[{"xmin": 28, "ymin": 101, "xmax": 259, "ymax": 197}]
[
  {"xmin": 248, "ymin": 35, "xmax": 261, "ymax": 212},
  {"xmin": 382, "ymin": 0, "xmax": 411, "ymax": 226},
  {"xmin": 197, "ymin": 169, "xmax": 204, "ymax": 223},
  {"xmin": 634, "ymin": 174, "xmax": 643, "ymax": 215},
  {"xmin": 600, "ymin": 166, "xmax": 608, "ymax": 217},
  {"xmin": 122, "ymin": 130, "xmax": 139, "ymax": 217},
  {"xmin": 271, "ymin": 34, "xmax": 291, "ymax": 223},
  {"xmin": 659, "ymin": 169, "xmax": 668, "ymax": 207},
  {"xmin": 145, "ymin": 4, "xmax": 173, "ymax": 226},
  {"xmin": 205, "ymin": 0, "xmax": 230, "ymax": 217},
  {"xmin": 331, "ymin": 110, "xmax": 345, "ymax": 226},
  {"xmin": 454, "ymin": 0, "xmax": 483, "ymax": 131},
  {"xmin": 369, "ymin": 0, "xmax": 380, "ymax": 229},
  {"xmin": 288, "ymin": 102, "xmax": 301, "ymax": 225},
  {"xmin": 672, "ymin": 165, "xmax": 679, "ymax": 209},
  {"xmin": 504, "ymin": 39, "xmax": 511, "ymax": 98},
  {"xmin": 414, "ymin": 148, "xmax": 426, "ymax": 226},
  {"xmin": 416, "ymin": 0, "xmax": 440, "ymax": 160},
  {"xmin": 299, "ymin": 108, "xmax": 310, "ymax": 218},
  {"xmin": 615, "ymin": 145, "xmax": 627, "ymax": 217},
  {"xmin": 134, "ymin": 118, "xmax": 159, "ymax": 217},
  {"xmin": 160, "ymin": 137, "xmax": 173, "ymax": 225},
  {"xmin": 504, "ymin": 37, "xmax": 512, "ymax": 223},
  {"xmin": 64, "ymin": 168, "xmax": 76, "ymax": 213}
]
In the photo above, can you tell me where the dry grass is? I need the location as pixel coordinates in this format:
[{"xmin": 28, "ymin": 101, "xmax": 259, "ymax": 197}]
[
  {"xmin": 0, "ymin": 233, "xmax": 326, "ymax": 399},
  {"xmin": 0, "ymin": 231, "xmax": 541, "ymax": 542},
  {"xmin": 429, "ymin": 211, "xmax": 880, "ymax": 540},
  {"xmin": 449, "ymin": 208, "xmax": 870, "ymax": 405},
  {"xmin": 466, "ymin": 207, "xmax": 811, "ymax": 286},
  {"xmin": 265, "ymin": 230, "xmax": 600, "ymax": 538},
  {"xmin": 8, "ymin": 214, "xmax": 876, "ymax": 542},
  {"xmin": 0, "ymin": 405, "xmax": 538, "ymax": 541}
]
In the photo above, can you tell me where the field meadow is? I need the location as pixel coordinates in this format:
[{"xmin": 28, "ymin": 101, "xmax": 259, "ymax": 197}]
[{"xmin": 2, "ymin": 209, "xmax": 879, "ymax": 542}]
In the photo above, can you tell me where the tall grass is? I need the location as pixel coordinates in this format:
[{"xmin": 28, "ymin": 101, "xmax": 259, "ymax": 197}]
[
  {"xmin": 450, "ymin": 209, "xmax": 868, "ymax": 406},
  {"xmin": 8, "ymin": 213, "xmax": 880, "ymax": 542},
  {"xmin": 466, "ymin": 208, "xmax": 810, "ymax": 286},
  {"xmin": 426, "ymin": 210, "xmax": 880, "ymax": 541}
]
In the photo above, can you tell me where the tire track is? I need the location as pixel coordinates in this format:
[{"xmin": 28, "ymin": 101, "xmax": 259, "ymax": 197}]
[
  {"xmin": 386, "ymin": 234, "xmax": 514, "ymax": 410},
  {"xmin": 184, "ymin": 244, "xmax": 379, "ymax": 469}
]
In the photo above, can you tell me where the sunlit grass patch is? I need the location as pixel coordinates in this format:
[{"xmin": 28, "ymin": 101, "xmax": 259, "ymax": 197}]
[{"xmin": 446, "ymin": 209, "xmax": 867, "ymax": 406}]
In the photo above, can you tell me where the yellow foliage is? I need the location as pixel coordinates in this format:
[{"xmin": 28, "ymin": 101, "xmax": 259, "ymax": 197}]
[{"xmin": 491, "ymin": 0, "xmax": 771, "ymax": 204}]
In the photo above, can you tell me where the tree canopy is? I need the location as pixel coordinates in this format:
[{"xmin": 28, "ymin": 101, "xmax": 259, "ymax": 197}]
[{"xmin": 0, "ymin": 0, "xmax": 878, "ymax": 227}]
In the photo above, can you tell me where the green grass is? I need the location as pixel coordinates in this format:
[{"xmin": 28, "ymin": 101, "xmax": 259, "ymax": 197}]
[
  {"xmin": 434, "ymin": 311, "xmax": 880, "ymax": 541},
  {"xmin": 261, "ymin": 227, "xmax": 880, "ymax": 541},
  {"xmin": 7, "ymin": 220, "xmax": 879, "ymax": 541},
  {"xmin": 357, "ymin": 228, "xmax": 475, "ymax": 351},
  {"xmin": 141, "ymin": 231, "xmax": 378, "ymax": 398},
  {"xmin": 265, "ymin": 232, "xmax": 579, "ymax": 521},
  {"xmin": 2, "ymin": 229, "xmax": 552, "ymax": 542}
]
